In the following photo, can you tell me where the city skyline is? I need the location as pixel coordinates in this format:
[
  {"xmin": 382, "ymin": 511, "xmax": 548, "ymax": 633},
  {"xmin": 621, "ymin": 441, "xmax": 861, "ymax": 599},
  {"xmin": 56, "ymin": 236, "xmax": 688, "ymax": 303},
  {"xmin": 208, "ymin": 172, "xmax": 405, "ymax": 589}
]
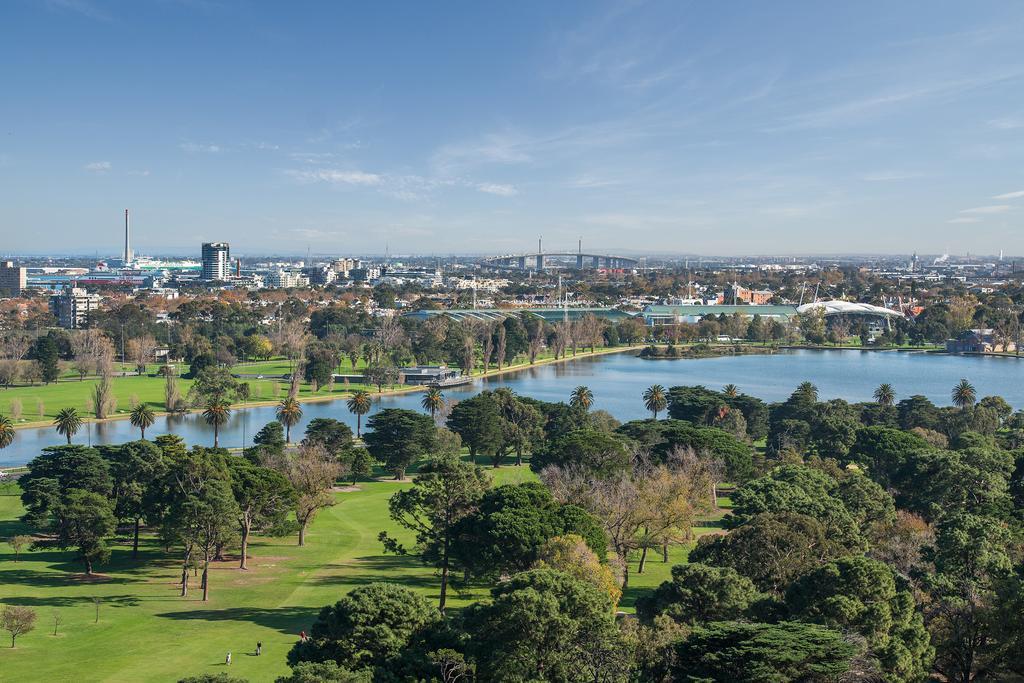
[{"xmin": 3, "ymin": 1, "xmax": 1024, "ymax": 255}]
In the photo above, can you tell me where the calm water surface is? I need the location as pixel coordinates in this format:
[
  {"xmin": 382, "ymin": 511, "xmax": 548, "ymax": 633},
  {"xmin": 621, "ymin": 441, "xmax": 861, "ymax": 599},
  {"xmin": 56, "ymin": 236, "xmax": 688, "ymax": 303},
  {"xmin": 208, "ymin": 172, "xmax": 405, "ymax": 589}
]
[{"xmin": 3, "ymin": 349, "xmax": 1022, "ymax": 467}]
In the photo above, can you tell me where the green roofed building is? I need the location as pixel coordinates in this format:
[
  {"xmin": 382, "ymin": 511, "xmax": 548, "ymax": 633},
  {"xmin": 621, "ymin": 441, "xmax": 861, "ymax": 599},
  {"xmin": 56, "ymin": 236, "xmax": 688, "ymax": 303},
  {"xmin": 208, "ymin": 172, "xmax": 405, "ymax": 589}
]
[
  {"xmin": 641, "ymin": 304, "xmax": 798, "ymax": 326},
  {"xmin": 404, "ymin": 307, "xmax": 636, "ymax": 324}
]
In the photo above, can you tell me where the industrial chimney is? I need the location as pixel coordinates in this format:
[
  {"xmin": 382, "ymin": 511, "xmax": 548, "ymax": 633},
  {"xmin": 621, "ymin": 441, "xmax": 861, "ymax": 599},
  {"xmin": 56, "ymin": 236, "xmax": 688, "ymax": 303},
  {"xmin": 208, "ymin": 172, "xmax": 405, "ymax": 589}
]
[{"xmin": 124, "ymin": 209, "xmax": 133, "ymax": 265}]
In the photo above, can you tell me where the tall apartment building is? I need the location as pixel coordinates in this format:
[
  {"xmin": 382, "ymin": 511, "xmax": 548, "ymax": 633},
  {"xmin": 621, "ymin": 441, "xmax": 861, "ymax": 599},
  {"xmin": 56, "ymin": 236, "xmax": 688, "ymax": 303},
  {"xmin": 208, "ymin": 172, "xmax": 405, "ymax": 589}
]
[
  {"xmin": 0, "ymin": 261, "xmax": 26, "ymax": 296},
  {"xmin": 201, "ymin": 242, "xmax": 231, "ymax": 281},
  {"xmin": 50, "ymin": 287, "xmax": 102, "ymax": 329}
]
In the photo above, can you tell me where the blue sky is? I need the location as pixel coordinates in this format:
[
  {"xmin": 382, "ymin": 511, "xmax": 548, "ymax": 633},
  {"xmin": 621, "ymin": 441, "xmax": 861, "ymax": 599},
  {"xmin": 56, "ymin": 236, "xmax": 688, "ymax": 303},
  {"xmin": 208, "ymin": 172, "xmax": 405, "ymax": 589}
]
[{"xmin": 3, "ymin": 1, "xmax": 1024, "ymax": 257}]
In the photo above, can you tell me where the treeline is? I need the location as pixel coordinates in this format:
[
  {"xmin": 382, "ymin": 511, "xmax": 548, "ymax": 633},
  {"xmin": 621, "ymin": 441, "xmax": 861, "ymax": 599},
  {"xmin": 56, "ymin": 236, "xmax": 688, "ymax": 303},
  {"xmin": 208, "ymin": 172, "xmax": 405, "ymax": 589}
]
[
  {"xmin": 273, "ymin": 379, "xmax": 1024, "ymax": 682},
  {"xmin": 16, "ymin": 416, "xmax": 372, "ymax": 600}
]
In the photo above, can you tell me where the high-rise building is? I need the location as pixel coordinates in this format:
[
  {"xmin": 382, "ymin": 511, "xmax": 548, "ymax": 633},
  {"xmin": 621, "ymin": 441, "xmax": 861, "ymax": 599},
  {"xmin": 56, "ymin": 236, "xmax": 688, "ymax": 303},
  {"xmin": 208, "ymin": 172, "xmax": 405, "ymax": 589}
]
[
  {"xmin": 0, "ymin": 261, "xmax": 26, "ymax": 296},
  {"xmin": 49, "ymin": 287, "xmax": 102, "ymax": 329},
  {"xmin": 201, "ymin": 242, "xmax": 231, "ymax": 281}
]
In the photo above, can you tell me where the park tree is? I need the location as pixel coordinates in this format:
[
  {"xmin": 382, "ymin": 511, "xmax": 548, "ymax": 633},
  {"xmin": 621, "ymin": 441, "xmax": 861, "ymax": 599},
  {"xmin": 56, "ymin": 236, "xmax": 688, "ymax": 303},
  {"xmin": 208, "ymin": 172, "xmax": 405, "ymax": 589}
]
[
  {"xmin": 53, "ymin": 407, "xmax": 83, "ymax": 444},
  {"xmin": 493, "ymin": 389, "xmax": 544, "ymax": 466},
  {"xmin": 103, "ymin": 439, "xmax": 165, "ymax": 558},
  {"xmin": 446, "ymin": 392, "xmax": 505, "ymax": 465},
  {"xmin": 7, "ymin": 535, "xmax": 31, "ymax": 561},
  {"xmin": 846, "ymin": 426, "xmax": 929, "ymax": 489},
  {"xmin": 304, "ymin": 342, "xmax": 340, "ymax": 389},
  {"xmin": 153, "ymin": 446, "xmax": 234, "ymax": 597},
  {"xmin": 951, "ymin": 378, "xmax": 977, "ymax": 410},
  {"xmin": 202, "ymin": 399, "xmax": 230, "ymax": 448},
  {"xmin": 643, "ymin": 385, "xmax": 668, "ymax": 419},
  {"xmin": 276, "ymin": 397, "xmax": 303, "ymax": 443},
  {"xmin": 0, "ymin": 414, "xmax": 14, "ymax": 451},
  {"xmin": 275, "ymin": 662, "xmax": 369, "ymax": 683},
  {"xmin": 834, "ymin": 473, "xmax": 897, "ymax": 541},
  {"xmin": 785, "ymin": 556, "xmax": 933, "ymax": 682},
  {"xmin": 363, "ymin": 409, "xmax": 437, "ymax": 479},
  {"xmin": 51, "ymin": 489, "xmax": 116, "ymax": 575},
  {"xmin": 249, "ymin": 421, "xmax": 286, "ymax": 463},
  {"xmin": 34, "ymin": 333, "xmax": 60, "ymax": 384},
  {"xmin": 637, "ymin": 563, "xmax": 763, "ymax": 625},
  {"xmin": 363, "ymin": 363, "xmax": 400, "ymax": 392},
  {"xmin": 302, "ymin": 418, "xmax": 354, "ymax": 455},
  {"xmin": 728, "ymin": 465, "xmax": 866, "ymax": 553},
  {"xmin": 344, "ymin": 447, "xmax": 374, "ymax": 485},
  {"xmin": 420, "ymin": 387, "xmax": 444, "ymax": 420},
  {"xmin": 535, "ymin": 534, "xmax": 622, "ymax": 608},
  {"xmin": 689, "ymin": 512, "xmax": 843, "ymax": 593},
  {"xmin": 1, "ymin": 605, "xmax": 37, "ymax": 648},
  {"xmin": 345, "ymin": 391, "xmax": 371, "ymax": 437},
  {"xmin": 665, "ymin": 621, "xmax": 857, "ymax": 682},
  {"xmin": 20, "ymin": 445, "xmax": 112, "ymax": 527},
  {"xmin": 531, "ymin": 429, "xmax": 632, "ymax": 477},
  {"xmin": 379, "ymin": 454, "xmax": 489, "ymax": 611},
  {"xmin": 188, "ymin": 366, "xmax": 244, "ymax": 405},
  {"xmin": 287, "ymin": 583, "xmax": 440, "ymax": 671},
  {"xmin": 465, "ymin": 569, "xmax": 621, "ymax": 683},
  {"xmin": 166, "ymin": 476, "xmax": 239, "ymax": 601},
  {"xmin": 569, "ymin": 385, "xmax": 594, "ymax": 411},
  {"xmin": 448, "ymin": 481, "xmax": 607, "ymax": 581},
  {"xmin": 129, "ymin": 403, "xmax": 156, "ymax": 439},
  {"xmin": 897, "ymin": 395, "xmax": 942, "ymax": 431},
  {"xmin": 227, "ymin": 458, "xmax": 296, "ymax": 569},
  {"xmin": 284, "ymin": 445, "xmax": 342, "ymax": 546},
  {"xmin": 923, "ymin": 513, "xmax": 1014, "ymax": 682}
]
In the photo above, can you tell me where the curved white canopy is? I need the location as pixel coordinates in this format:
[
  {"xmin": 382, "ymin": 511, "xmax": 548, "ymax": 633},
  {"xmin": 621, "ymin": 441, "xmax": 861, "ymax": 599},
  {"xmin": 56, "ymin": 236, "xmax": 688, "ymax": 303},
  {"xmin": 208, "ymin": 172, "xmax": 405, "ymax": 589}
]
[{"xmin": 796, "ymin": 300, "xmax": 903, "ymax": 317}]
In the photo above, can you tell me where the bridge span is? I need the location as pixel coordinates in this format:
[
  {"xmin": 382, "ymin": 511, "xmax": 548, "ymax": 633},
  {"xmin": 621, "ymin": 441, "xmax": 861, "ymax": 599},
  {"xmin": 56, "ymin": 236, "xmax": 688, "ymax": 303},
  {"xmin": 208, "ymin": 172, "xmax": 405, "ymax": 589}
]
[{"xmin": 482, "ymin": 251, "xmax": 640, "ymax": 270}]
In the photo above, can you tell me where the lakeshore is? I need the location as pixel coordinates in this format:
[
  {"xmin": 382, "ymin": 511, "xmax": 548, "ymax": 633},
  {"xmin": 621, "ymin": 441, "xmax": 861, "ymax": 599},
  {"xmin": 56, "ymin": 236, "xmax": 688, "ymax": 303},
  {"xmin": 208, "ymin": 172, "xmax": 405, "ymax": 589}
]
[{"xmin": 3, "ymin": 346, "xmax": 1023, "ymax": 468}]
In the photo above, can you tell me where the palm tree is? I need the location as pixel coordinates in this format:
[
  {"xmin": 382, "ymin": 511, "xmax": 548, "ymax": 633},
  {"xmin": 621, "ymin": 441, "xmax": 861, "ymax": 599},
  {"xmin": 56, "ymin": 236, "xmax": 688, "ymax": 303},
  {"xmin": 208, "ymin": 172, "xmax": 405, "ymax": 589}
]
[
  {"xmin": 347, "ymin": 390, "xmax": 372, "ymax": 438},
  {"xmin": 873, "ymin": 383, "xmax": 895, "ymax": 407},
  {"xmin": 642, "ymin": 385, "xmax": 667, "ymax": 419},
  {"xmin": 129, "ymin": 403, "xmax": 156, "ymax": 439},
  {"xmin": 53, "ymin": 408, "xmax": 83, "ymax": 444},
  {"xmin": 796, "ymin": 381, "xmax": 819, "ymax": 402},
  {"xmin": 723, "ymin": 384, "xmax": 739, "ymax": 398},
  {"xmin": 0, "ymin": 414, "xmax": 14, "ymax": 451},
  {"xmin": 202, "ymin": 399, "xmax": 230, "ymax": 448},
  {"xmin": 951, "ymin": 378, "xmax": 976, "ymax": 410},
  {"xmin": 276, "ymin": 397, "xmax": 303, "ymax": 443},
  {"xmin": 570, "ymin": 385, "xmax": 594, "ymax": 412},
  {"xmin": 421, "ymin": 387, "xmax": 444, "ymax": 420}
]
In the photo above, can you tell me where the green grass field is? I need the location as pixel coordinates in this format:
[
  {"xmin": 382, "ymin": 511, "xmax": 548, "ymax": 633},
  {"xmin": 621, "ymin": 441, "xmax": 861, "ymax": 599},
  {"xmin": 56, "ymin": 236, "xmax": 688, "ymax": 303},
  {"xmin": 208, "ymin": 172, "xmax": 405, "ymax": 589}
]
[
  {"xmin": 0, "ymin": 347, "xmax": 639, "ymax": 429},
  {"xmin": 0, "ymin": 464, "xmax": 716, "ymax": 682}
]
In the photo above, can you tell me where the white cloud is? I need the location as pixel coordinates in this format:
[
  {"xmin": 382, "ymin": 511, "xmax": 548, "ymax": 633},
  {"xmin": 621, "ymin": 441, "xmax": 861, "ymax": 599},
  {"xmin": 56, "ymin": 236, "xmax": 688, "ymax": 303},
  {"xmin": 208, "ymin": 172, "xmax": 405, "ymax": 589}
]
[
  {"xmin": 84, "ymin": 161, "xmax": 111, "ymax": 172},
  {"xmin": 286, "ymin": 169, "xmax": 382, "ymax": 186},
  {"xmin": 948, "ymin": 217, "xmax": 982, "ymax": 224},
  {"xmin": 476, "ymin": 183, "xmax": 518, "ymax": 197},
  {"xmin": 861, "ymin": 170, "xmax": 922, "ymax": 182},
  {"xmin": 179, "ymin": 142, "xmax": 222, "ymax": 153},
  {"xmin": 960, "ymin": 204, "xmax": 1011, "ymax": 214},
  {"xmin": 993, "ymin": 190, "xmax": 1024, "ymax": 200},
  {"xmin": 568, "ymin": 175, "xmax": 622, "ymax": 189},
  {"xmin": 988, "ymin": 117, "xmax": 1024, "ymax": 130}
]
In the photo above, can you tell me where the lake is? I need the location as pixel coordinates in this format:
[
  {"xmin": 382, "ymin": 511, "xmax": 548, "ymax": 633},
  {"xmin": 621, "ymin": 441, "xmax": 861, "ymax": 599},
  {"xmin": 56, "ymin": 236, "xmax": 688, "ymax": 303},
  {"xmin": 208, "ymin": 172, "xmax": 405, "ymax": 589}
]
[{"xmin": 2, "ymin": 349, "xmax": 1022, "ymax": 467}]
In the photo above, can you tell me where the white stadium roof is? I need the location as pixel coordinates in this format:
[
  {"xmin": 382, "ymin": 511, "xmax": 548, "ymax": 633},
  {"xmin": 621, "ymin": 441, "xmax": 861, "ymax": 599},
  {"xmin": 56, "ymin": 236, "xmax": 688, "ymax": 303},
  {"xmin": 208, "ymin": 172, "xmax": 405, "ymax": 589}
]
[{"xmin": 796, "ymin": 300, "xmax": 904, "ymax": 317}]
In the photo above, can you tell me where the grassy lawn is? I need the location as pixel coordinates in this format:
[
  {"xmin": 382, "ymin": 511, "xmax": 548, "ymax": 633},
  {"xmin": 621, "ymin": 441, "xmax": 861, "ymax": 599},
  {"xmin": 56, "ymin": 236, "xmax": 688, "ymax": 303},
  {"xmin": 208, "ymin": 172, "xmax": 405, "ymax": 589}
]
[
  {"xmin": 1, "ymin": 347, "xmax": 640, "ymax": 429},
  {"xmin": 0, "ymin": 463, "xmax": 718, "ymax": 682}
]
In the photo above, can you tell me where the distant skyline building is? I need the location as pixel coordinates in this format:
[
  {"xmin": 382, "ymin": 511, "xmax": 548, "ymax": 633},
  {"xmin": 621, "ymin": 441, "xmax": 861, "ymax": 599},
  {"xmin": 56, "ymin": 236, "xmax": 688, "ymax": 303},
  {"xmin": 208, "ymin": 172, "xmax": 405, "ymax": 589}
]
[
  {"xmin": 201, "ymin": 242, "xmax": 230, "ymax": 281},
  {"xmin": 49, "ymin": 286, "xmax": 101, "ymax": 329},
  {"xmin": 0, "ymin": 260, "xmax": 26, "ymax": 296}
]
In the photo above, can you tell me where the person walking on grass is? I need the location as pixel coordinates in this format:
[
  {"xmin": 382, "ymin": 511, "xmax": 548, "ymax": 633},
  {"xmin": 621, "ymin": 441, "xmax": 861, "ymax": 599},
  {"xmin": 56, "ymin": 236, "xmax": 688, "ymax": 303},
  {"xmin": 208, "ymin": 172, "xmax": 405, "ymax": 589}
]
[
  {"xmin": 226, "ymin": 652, "xmax": 231, "ymax": 666},
  {"xmin": 256, "ymin": 641, "xmax": 262, "ymax": 656}
]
